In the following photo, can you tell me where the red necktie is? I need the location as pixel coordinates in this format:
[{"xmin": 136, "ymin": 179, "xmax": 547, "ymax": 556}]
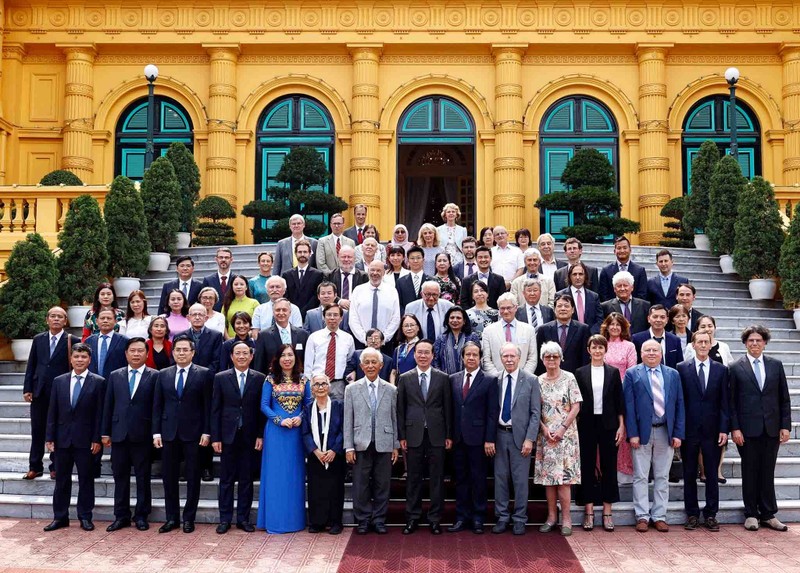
[
  {"xmin": 504, "ymin": 323, "xmax": 512, "ymax": 342},
  {"xmin": 357, "ymin": 228, "xmax": 364, "ymax": 244},
  {"xmin": 336, "ymin": 237, "xmax": 341, "ymax": 255},
  {"xmin": 220, "ymin": 275, "xmax": 228, "ymax": 297},
  {"xmin": 576, "ymin": 289, "xmax": 585, "ymax": 323},
  {"xmin": 463, "ymin": 372, "xmax": 471, "ymax": 400},
  {"xmin": 325, "ymin": 331, "xmax": 337, "ymax": 380}
]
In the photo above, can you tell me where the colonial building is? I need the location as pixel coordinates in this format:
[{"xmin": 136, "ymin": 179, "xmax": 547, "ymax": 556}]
[{"xmin": 1, "ymin": 0, "xmax": 798, "ymax": 245}]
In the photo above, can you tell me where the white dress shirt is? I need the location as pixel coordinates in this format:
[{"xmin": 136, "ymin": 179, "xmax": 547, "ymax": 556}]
[
  {"xmin": 540, "ymin": 260, "xmax": 558, "ymax": 280},
  {"xmin": 491, "ymin": 244, "xmax": 524, "ymax": 281},
  {"xmin": 498, "ymin": 368, "xmax": 519, "ymax": 426},
  {"xmin": 349, "ymin": 282, "xmax": 401, "ymax": 344},
  {"xmin": 591, "ymin": 365, "xmax": 604, "ymax": 414},
  {"xmin": 252, "ymin": 300, "xmax": 303, "ymax": 330},
  {"xmin": 304, "ymin": 328, "xmax": 356, "ymax": 380}
]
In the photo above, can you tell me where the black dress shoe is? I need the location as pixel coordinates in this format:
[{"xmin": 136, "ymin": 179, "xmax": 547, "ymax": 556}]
[
  {"xmin": 329, "ymin": 524, "xmax": 343, "ymax": 535},
  {"xmin": 135, "ymin": 520, "xmax": 149, "ymax": 531},
  {"xmin": 201, "ymin": 469, "xmax": 213, "ymax": 482},
  {"xmin": 308, "ymin": 525, "xmax": 322, "ymax": 533},
  {"xmin": 373, "ymin": 523, "xmax": 388, "ymax": 535},
  {"xmin": 236, "ymin": 522, "xmax": 255, "ymax": 533},
  {"xmin": 159, "ymin": 520, "xmax": 179, "ymax": 533},
  {"xmin": 43, "ymin": 519, "xmax": 69, "ymax": 532},
  {"xmin": 356, "ymin": 521, "xmax": 369, "ymax": 535},
  {"xmin": 402, "ymin": 520, "xmax": 419, "ymax": 535},
  {"xmin": 473, "ymin": 522, "xmax": 484, "ymax": 534},
  {"xmin": 430, "ymin": 523, "xmax": 442, "ymax": 535},
  {"xmin": 80, "ymin": 519, "xmax": 94, "ymax": 531},
  {"xmin": 183, "ymin": 521, "xmax": 195, "ymax": 533},
  {"xmin": 216, "ymin": 522, "xmax": 231, "ymax": 534},
  {"xmin": 448, "ymin": 520, "xmax": 467, "ymax": 533},
  {"xmin": 106, "ymin": 518, "xmax": 131, "ymax": 532}
]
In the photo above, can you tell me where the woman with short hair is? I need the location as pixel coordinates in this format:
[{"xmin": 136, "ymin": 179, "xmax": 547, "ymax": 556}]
[{"xmin": 436, "ymin": 202, "xmax": 467, "ymax": 266}]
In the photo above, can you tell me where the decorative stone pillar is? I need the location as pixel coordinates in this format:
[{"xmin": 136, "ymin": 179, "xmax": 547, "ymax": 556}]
[
  {"xmin": 636, "ymin": 44, "xmax": 672, "ymax": 246},
  {"xmin": 492, "ymin": 44, "xmax": 526, "ymax": 233},
  {"xmin": 347, "ymin": 44, "xmax": 382, "ymax": 223},
  {"xmin": 781, "ymin": 44, "xmax": 800, "ymax": 186},
  {"xmin": 204, "ymin": 45, "xmax": 239, "ymax": 207},
  {"xmin": 58, "ymin": 44, "xmax": 96, "ymax": 181}
]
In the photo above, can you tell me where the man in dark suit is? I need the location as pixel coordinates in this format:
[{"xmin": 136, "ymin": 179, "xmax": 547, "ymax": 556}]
[
  {"xmin": 674, "ymin": 283, "xmax": 704, "ymax": 332},
  {"xmin": 598, "ymin": 236, "xmax": 648, "ymax": 302},
  {"xmin": 273, "ymin": 214, "xmax": 319, "ymax": 276},
  {"xmin": 345, "ymin": 329, "xmax": 394, "ymax": 382},
  {"xmin": 729, "ymin": 325, "xmax": 792, "ymax": 532},
  {"xmin": 460, "ymin": 246, "xmax": 506, "ymax": 309},
  {"xmin": 632, "ymin": 305, "xmax": 683, "ymax": 369},
  {"xmin": 201, "ymin": 247, "xmax": 234, "ymax": 311},
  {"xmin": 23, "ymin": 307, "xmax": 80, "ymax": 480},
  {"xmin": 396, "ymin": 339, "xmax": 453, "ymax": 535},
  {"xmin": 282, "ymin": 239, "xmax": 324, "ymax": 318},
  {"xmin": 647, "ymin": 249, "xmax": 689, "ymax": 309},
  {"xmin": 152, "ymin": 336, "xmax": 213, "ymax": 534},
  {"xmin": 397, "ymin": 246, "xmax": 432, "ymax": 314},
  {"xmin": 448, "ymin": 342, "xmax": 498, "ymax": 534},
  {"xmin": 253, "ymin": 298, "xmax": 309, "ymax": 373},
  {"xmin": 514, "ymin": 278, "xmax": 555, "ymax": 332},
  {"xmin": 303, "ymin": 281, "xmax": 350, "ymax": 334},
  {"xmin": 343, "ymin": 204, "xmax": 368, "ymax": 245},
  {"xmin": 101, "ymin": 338, "xmax": 158, "ymax": 532},
  {"xmin": 87, "ymin": 309, "xmax": 130, "ymax": 380},
  {"xmin": 452, "ymin": 236, "xmax": 478, "ymax": 280},
  {"xmin": 326, "ymin": 245, "xmax": 367, "ymax": 312},
  {"xmin": 554, "ymin": 238, "xmax": 599, "ymax": 291},
  {"xmin": 600, "ymin": 271, "xmax": 651, "ymax": 334},
  {"xmin": 43, "ymin": 343, "xmax": 105, "ymax": 532},
  {"xmin": 535, "ymin": 294, "xmax": 591, "ymax": 375},
  {"xmin": 158, "ymin": 255, "xmax": 203, "ymax": 315},
  {"xmin": 557, "ymin": 262, "xmax": 603, "ymax": 334},
  {"xmin": 211, "ymin": 341, "xmax": 266, "ymax": 534},
  {"xmin": 677, "ymin": 331, "xmax": 730, "ymax": 532}
]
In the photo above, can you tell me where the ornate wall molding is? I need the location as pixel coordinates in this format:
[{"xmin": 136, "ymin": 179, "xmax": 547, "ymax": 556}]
[
  {"xmin": 382, "ymin": 55, "xmax": 493, "ymax": 64},
  {"xmin": 95, "ymin": 55, "xmax": 210, "ymax": 64},
  {"xmin": 667, "ymin": 55, "xmax": 782, "ymax": 64},
  {"xmin": 238, "ymin": 55, "xmax": 350, "ymax": 64},
  {"xmin": 523, "ymin": 55, "xmax": 637, "ymax": 64}
]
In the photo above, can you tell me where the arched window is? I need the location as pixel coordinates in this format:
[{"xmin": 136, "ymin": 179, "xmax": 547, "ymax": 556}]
[
  {"xmin": 255, "ymin": 95, "xmax": 335, "ymax": 235},
  {"xmin": 114, "ymin": 96, "xmax": 193, "ymax": 180},
  {"xmin": 682, "ymin": 95, "xmax": 761, "ymax": 193},
  {"xmin": 539, "ymin": 96, "xmax": 619, "ymax": 239}
]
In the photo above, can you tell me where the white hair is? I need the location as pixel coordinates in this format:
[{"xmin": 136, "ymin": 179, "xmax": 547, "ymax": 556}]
[
  {"xmin": 497, "ymin": 292, "xmax": 518, "ymax": 307},
  {"xmin": 540, "ymin": 341, "xmax": 563, "ymax": 359},
  {"xmin": 360, "ymin": 347, "xmax": 384, "ymax": 364},
  {"xmin": 612, "ymin": 271, "xmax": 635, "ymax": 287}
]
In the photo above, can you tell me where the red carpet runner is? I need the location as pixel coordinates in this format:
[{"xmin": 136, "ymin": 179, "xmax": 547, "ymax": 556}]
[{"xmin": 337, "ymin": 528, "xmax": 584, "ymax": 573}]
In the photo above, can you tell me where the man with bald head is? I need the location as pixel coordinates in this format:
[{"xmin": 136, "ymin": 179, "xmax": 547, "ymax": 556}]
[
  {"xmin": 349, "ymin": 260, "xmax": 401, "ymax": 347},
  {"xmin": 491, "ymin": 226, "xmax": 524, "ymax": 288},
  {"xmin": 251, "ymin": 275, "xmax": 303, "ymax": 335},
  {"xmin": 327, "ymin": 245, "xmax": 368, "ymax": 312}
]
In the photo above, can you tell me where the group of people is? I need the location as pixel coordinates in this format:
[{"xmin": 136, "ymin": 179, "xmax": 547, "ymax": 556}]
[{"xmin": 22, "ymin": 203, "xmax": 792, "ymax": 537}]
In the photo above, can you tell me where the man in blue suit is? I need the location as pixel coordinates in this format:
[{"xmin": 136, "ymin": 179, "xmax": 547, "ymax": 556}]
[
  {"xmin": 646, "ymin": 250, "xmax": 689, "ymax": 309},
  {"xmin": 158, "ymin": 256, "xmax": 203, "ymax": 315},
  {"xmin": 625, "ymin": 339, "xmax": 685, "ymax": 533},
  {"xmin": 101, "ymin": 338, "xmax": 158, "ymax": 532},
  {"xmin": 677, "ymin": 331, "xmax": 729, "ymax": 532},
  {"xmin": 598, "ymin": 236, "xmax": 648, "ymax": 302},
  {"xmin": 448, "ymin": 342, "xmax": 498, "ymax": 534},
  {"xmin": 303, "ymin": 281, "xmax": 350, "ymax": 334},
  {"xmin": 87, "ymin": 309, "xmax": 130, "ymax": 380},
  {"xmin": 43, "ymin": 343, "xmax": 105, "ymax": 532},
  {"xmin": 632, "ymin": 305, "xmax": 682, "ymax": 369}
]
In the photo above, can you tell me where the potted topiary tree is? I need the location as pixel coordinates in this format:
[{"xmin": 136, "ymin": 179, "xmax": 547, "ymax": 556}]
[
  {"xmin": 104, "ymin": 175, "xmax": 151, "ymax": 296},
  {"xmin": 140, "ymin": 156, "xmax": 182, "ymax": 272},
  {"xmin": 707, "ymin": 155, "xmax": 747, "ymax": 274},
  {"xmin": 56, "ymin": 194, "xmax": 109, "ymax": 325},
  {"xmin": 659, "ymin": 197, "xmax": 694, "ymax": 249},
  {"xmin": 165, "ymin": 142, "xmax": 201, "ymax": 249},
  {"xmin": 779, "ymin": 203, "xmax": 800, "ymax": 328},
  {"xmin": 685, "ymin": 140, "xmax": 720, "ymax": 251},
  {"xmin": 733, "ymin": 177, "xmax": 785, "ymax": 299},
  {"xmin": 0, "ymin": 233, "xmax": 60, "ymax": 360},
  {"xmin": 39, "ymin": 169, "xmax": 83, "ymax": 186},
  {"xmin": 193, "ymin": 196, "xmax": 238, "ymax": 246}
]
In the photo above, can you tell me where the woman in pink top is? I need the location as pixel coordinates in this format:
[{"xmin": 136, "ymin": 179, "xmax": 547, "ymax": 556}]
[{"xmin": 600, "ymin": 313, "xmax": 637, "ymax": 476}]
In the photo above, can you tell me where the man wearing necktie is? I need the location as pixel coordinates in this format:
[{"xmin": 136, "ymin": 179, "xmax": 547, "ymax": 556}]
[
  {"xmin": 598, "ymin": 236, "xmax": 648, "ymax": 302},
  {"xmin": 510, "ymin": 248, "xmax": 556, "ymax": 308},
  {"xmin": 458, "ymin": 246, "xmax": 506, "ymax": 309},
  {"xmin": 514, "ymin": 279, "xmax": 556, "ymax": 332},
  {"xmin": 316, "ymin": 213, "xmax": 355, "ymax": 274},
  {"xmin": 600, "ymin": 271, "xmax": 651, "ymax": 335},
  {"xmin": 211, "ymin": 341, "xmax": 266, "ymax": 534},
  {"xmin": 632, "ymin": 305, "xmax": 682, "ymax": 369},
  {"xmin": 646, "ymin": 250, "xmax": 689, "ymax": 309},
  {"xmin": 729, "ymin": 325, "xmax": 791, "ymax": 532},
  {"xmin": 253, "ymin": 298, "xmax": 309, "ymax": 375},
  {"xmin": 404, "ymin": 281, "xmax": 453, "ymax": 341},
  {"xmin": 87, "ymin": 309, "xmax": 129, "ymax": 380},
  {"xmin": 101, "ymin": 338, "xmax": 158, "ymax": 532},
  {"xmin": 158, "ymin": 256, "xmax": 203, "ymax": 315},
  {"xmin": 677, "ymin": 331, "xmax": 730, "ymax": 532},
  {"xmin": 452, "ymin": 237, "xmax": 478, "ymax": 279},
  {"xmin": 624, "ymin": 340, "xmax": 684, "ymax": 533},
  {"xmin": 201, "ymin": 247, "xmax": 234, "ymax": 312},
  {"xmin": 481, "ymin": 293, "xmax": 538, "ymax": 378},
  {"xmin": 348, "ymin": 261, "xmax": 401, "ymax": 351},
  {"xmin": 44, "ymin": 343, "xmax": 105, "ymax": 532},
  {"xmin": 343, "ymin": 204, "xmax": 368, "ymax": 245},
  {"xmin": 304, "ymin": 303, "xmax": 356, "ymax": 400}
]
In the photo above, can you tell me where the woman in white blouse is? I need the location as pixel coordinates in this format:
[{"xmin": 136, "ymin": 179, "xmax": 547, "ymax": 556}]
[
  {"xmin": 123, "ymin": 290, "xmax": 154, "ymax": 339},
  {"xmin": 436, "ymin": 202, "xmax": 467, "ymax": 267},
  {"xmin": 197, "ymin": 286, "xmax": 226, "ymax": 333}
]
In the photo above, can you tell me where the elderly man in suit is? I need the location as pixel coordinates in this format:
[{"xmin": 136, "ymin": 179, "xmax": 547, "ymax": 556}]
[
  {"xmin": 601, "ymin": 271, "xmax": 651, "ymax": 334},
  {"xmin": 345, "ymin": 329, "xmax": 394, "ymax": 382},
  {"xmin": 350, "ymin": 261, "xmax": 401, "ymax": 348},
  {"xmin": 624, "ymin": 339, "xmax": 685, "ymax": 533},
  {"xmin": 211, "ymin": 341, "xmax": 266, "ymax": 534},
  {"xmin": 282, "ymin": 239, "xmax": 325, "ymax": 318},
  {"xmin": 397, "ymin": 339, "xmax": 453, "ymax": 535},
  {"xmin": 598, "ymin": 236, "xmax": 648, "ymax": 302},
  {"xmin": 405, "ymin": 281, "xmax": 454, "ymax": 341},
  {"xmin": 632, "ymin": 305, "xmax": 682, "ymax": 369},
  {"xmin": 554, "ymin": 238, "xmax": 599, "ymax": 291},
  {"xmin": 730, "ymin": 325, "xmax": 792, "ymax": 532},
  {"xmin": 647, "ymin": 250, "xmax": 689, "ymax": 309},
  {"xmin": 326, "ymin": 245, "xmax": 367, "ymax": 311},
  {"xmin": 343, "ymin": 204, "xmax": 368, "ymax": 245},
  {"xmin": 273, "ymin": 214, "xmax": 319, "ymax": 276},
  {"xmin": 316, "ymin": 213, "xmax": 355, "ymax": 273},
  {"xmin": 344, "ymin": 348, "xmax": 399, "ymax": 535},
  {"xmin": 101, "ymin": 338, "xmax": 158, "ymax": 532},
  {"xmin": 482, "ymin": 293, "xmax": 538, "ymax": 377},
  {"xmin": 251, "ymin": 276, "xmax": 303, "ymax": 334},
  {"xmin": 158, "ymin": 256, "xmax": 203, "ymax": 315},
  {"xmin": 460, "ymin": 246, "xmax": 506, "ymax": 309},
  {"xmin": 43, "ymin": 343, "xmax": 105, "ymax": 532},
  {"xmin": 677, "ymin": 331, "xmax": 729, "ymax": 532},
  {"xmin": 514, "ymin": 278, "xmax": 555, "ymax": 333},
  {"xmin": 253, "ymin": 298, "xmax": 309, "ymax": 374},
  {"xmin": 304, "ymin": 303, "xmax": 355, "ymax": 400},
  {"xmin": 510, "ymin": 248, "xmax": 556, "ymax": 309},
  {"xmin": 153, "ymin": 336, "xmax": 213, "ymax": 534},
  {"xmin": 488, "ymin": 342, "xmax": 541, "ymax": 535},
  {"xmin": 535, "ymin": 294, "xmax": 591, "ymax": 375},
  {"xmin": 23, "ymin": 306, "xmax": 81, "ymax": 481},
  {"xmin": 556, "ymin": 262, "xmax": 603, "ymax": 334},
  {"xmin": 448, "ymin": 341, "xmax": 498, "ymax": 534},
  {"xmin": 536, "ymin": 233, "xmax": 567, "ymax": 281},
  {"xmin": 397, "ymin": 246, "xmax": 433, "ymax": 314},
  {"xmin": 303, "ymin": 281, "xmax": 350, "ymax": 334},
  {"xmin": 87, "ymin": 309, "xmax": 130, "ymax": 380},
  {"xmin": 202, "ymin": 247, "xmax": 234, "ymax": 311}
]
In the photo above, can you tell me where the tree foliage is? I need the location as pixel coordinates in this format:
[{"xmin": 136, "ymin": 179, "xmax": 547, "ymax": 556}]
[
  {"xmin": 241, "ymin": 146, "xmax": 346, "ymax": 242},
  {"xmin": 707, "ymin": 155, "xmax": 746, "ymax": 256},
  {"xmin": 659, "ymin": 196, "xmax": 694, "ymax": 249},
  {"xmin": 685, "ymin": 140, "xmax": 721, "ymax": 232},
  {"xmin": 165, "ymin": 142, "xmax": 201, "ymax": 233},
  {"xmin": 39, "ymin": 170, "xmax": 83, "ymax": 186},
  {"xmin": 104, "ymin": 175, "xmax": 150, "ymax": 278},
  {"xmin": 534, "ymin": 148, "xmax": 639, "ymax": 243},
  {"xmin": 194, "ymin": 196, "xmax": 237, "ymax": 246},
  {"xmin": 56, "ymin": 194, "xmax": 109, "ymax": 305},
  {"xmin": 733, "ymin": 177, "xmax": 784, "ymax": 279},
  {"xmin": 0, "ymin": 233, "xmax": 60, "ymax": 339},
  {"xmin": 140, "ymin": 157, "xmax": 182, "ymax": 253},
  {"xmin": 780, "ymin": 203, "xmax": 800, "ymax": 308}
]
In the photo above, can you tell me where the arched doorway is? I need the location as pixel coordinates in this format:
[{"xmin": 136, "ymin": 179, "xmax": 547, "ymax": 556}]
[{"xmin": 396, "ymin": 96, "xmax": 475, "ymax": 239}]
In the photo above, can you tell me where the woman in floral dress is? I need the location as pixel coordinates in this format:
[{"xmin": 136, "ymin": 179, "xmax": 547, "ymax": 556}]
[
  {"xmin": 431, "ymin": 252, "xmax": 461, "ymax": 305},
  {"xmin": 466, "ymin": 281, "xmax": 498, "ymax": 337}
]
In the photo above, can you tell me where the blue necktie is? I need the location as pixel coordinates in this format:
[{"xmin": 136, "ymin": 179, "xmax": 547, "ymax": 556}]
[
  {"xmin": 371, "ymin": 288, "xmax": 380, "ymax": 329},
  {"xmin": 98, "ymin": 335, "xmax": 109, "ymax": 375},
  {"xmin": 72, "ymin": 375, "xmax": 83, "ymax": 408},
  {"xmin": 427, "ymin": 308, "xmax": 436, "ymax": 340},
  {"xmin": 698, "ymin": 362, "xmax": 706, "ymax": 393},
  {"xmin": 49, "ymin": 335, "xmax": 57, "ymax": 357},
  {"xmin": 661, "ymin": 276, "xmax": 670, "ymax": 296},
  {"xmin": 177, "ymin": 368, "xmax": 185, "ymax": 398},
  {"xmin": 753, "ymin": 359, "xmax": 763, "ymax": 391},
  {"xmin": 501, "ymin": 374, "xmax": 512, "ymax": 424},
  {"xmin": 129, "ymin": 369, "xmax": 138, "ymax": 397},
  {"xmin": 239, "ymin": 372, "xmax": 246, "ymax": 396}
]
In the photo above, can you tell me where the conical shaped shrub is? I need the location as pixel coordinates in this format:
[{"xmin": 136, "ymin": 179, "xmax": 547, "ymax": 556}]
[
  {"xmin": 56, "ymin": 194, "xmax": 109, "ymax": 305},
  {"xmin": 104, "ymin": 175, "xmax": 150, "ymax": 278},
  {"xmin": 141, "ymin": 156, "xmax": 182, "ymax": 254}
]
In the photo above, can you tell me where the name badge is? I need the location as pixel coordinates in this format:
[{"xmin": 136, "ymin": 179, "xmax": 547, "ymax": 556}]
[{"xmin": 295, "ymin": 343, "xmax": 304, "ymax": 350}]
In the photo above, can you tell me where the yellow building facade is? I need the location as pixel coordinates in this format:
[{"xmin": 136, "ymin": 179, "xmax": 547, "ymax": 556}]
[{"xmin": 1, "ymin": 0, "xmax": 799, "ymax": 246}]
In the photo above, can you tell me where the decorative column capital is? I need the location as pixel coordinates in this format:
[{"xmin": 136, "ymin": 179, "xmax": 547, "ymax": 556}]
[
  {"xmin": 634, "ymin": 43, "xmax": 673, "ymax": 61},
  {"xmin": 56, "ymin": 43, "xmax": 96, "ymax": 60},
  {"xmin": 203, "ymin": 44, "xmax": 240, "ymax": 62},
  {"xmin": 491, "ymin": 44, "xmax": 527, "ymax": 61},
  {"xmin": 2, "ymin": 43, "xmax": 26, "ymax": 62},
  {"xmin": 780, "ymin": 43, "xmax": 800, "ymax": 63},
  {"xmin": 347, "ymin": 44, "xmax": 383, "ymax": 61}
]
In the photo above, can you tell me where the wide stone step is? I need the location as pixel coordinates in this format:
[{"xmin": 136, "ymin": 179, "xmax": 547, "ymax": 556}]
[
  {"xmin": 0, "ymin": 419, "xmax": 29, "ymax": 434},
  {"xmin": 0, "ymin": 363, "xmax": 26, "ymax": 374},
  {"xmin": 0, "ymin": 387, "xmax": 23, "ymax": 401},
  {"xmin": 0, "ymin": 403, "xmax": 29, "ymax": 418},
  {"xmin": 720, "ymin": 440, "xmax": 800, "ymax": 458},
  {"xmin": 0, "ymin": 374, "xmax": 24, "ymax": 387}
]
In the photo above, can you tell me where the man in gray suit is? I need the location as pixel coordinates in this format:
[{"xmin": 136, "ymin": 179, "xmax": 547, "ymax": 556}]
[
  {"xmin": 488, "ymin": 342, "xmax": 541, "ymax": 535},
  {"xmin": 316, "ymin": 213, "xmax": 356, "ymax": 273},
  {"xmin": 344, "ymin": 348, "xmax": 399, "ymax": 535},
  {"xmin": 600, "ymin": 271, "xmax": 650, "ymax": 335},
  {"xmin": 303, "ymin": 281, "xmax": 349, "ymax": 334},
  {"xmin": 272, "ymin": 214, "xmax": 319, "ymax": 277},
  {"xmin": 404, "ymin": 281, "xmax": 454, "ymax": 340}
]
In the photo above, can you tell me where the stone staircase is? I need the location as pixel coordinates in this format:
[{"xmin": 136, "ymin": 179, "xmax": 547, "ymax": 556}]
[{"xmin": 0, "ymin": 242, "xmax": 798, "ymax": 526}]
